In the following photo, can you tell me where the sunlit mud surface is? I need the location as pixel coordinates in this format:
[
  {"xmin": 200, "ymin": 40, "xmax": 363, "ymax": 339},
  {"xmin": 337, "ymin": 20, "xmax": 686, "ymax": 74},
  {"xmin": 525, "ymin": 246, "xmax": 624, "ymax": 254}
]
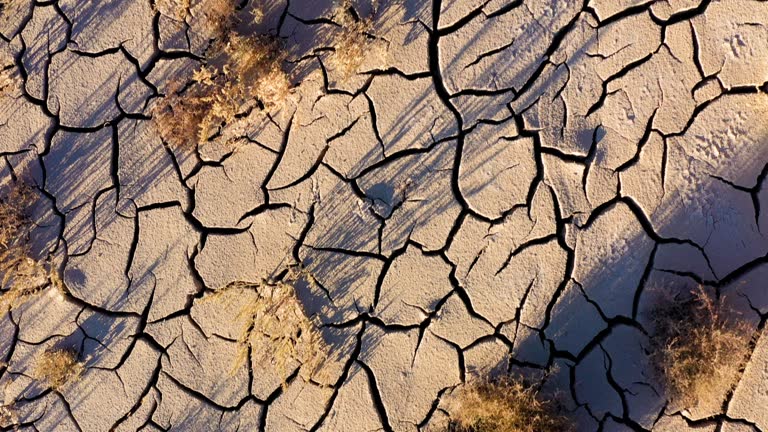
[{"xmin": 1, "ymin": 0, "xmax": 768, "ymax": 431}]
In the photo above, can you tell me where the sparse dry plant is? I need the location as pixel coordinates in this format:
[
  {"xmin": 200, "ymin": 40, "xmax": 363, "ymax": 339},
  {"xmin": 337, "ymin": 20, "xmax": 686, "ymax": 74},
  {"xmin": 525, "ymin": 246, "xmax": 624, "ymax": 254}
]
[
  {"xmin": 0, "ymin": 403, "xmax": 17, "ymax": 428},
  {"xmin": 200, "ymin": 0, "xmax": 237, "ymax": 38},
  {"xmin": 0, "ymin": 184, "xmax": 57, "ymax": 311},
  {"xmin": 225, "ymin": 34, "xmax": 290, "ymax": 107},
  {"xmin": 0, "ymin": 67, "xmax": 20, "ymax": 97},
  {"xmin": 445, "ymin": 377, "xmax": 573, "ymax": 432},
  {"xmin": 0, "ymin": 184, "xmax": 31, "ymax": 248},
  {"xmin": 330, "ymin": 0, "xmax": 375, "ymax": 78},
  {"xmin": 153, "ymin": 0, "xmax": 191, "ymax": 21},
  {"xmin": 152, "ymin": 77, "xmax": 217, "ymax": 149},
  {"xmin": 34, "ymin": 349, "xmax": 83, "ymax": 390},
  {"xmin": 227, "ymin": 273, "xmax": 326, "ymax": 385},
  {"xmin": 153, "ymin": 34, "xmax": 290, "ymax": 148},
  {"xmin": 0, "ymin": 254, "xmax": 51, "ymax": 311},
  {"xmin": 250, "ymin": 3, "xmax": 265, "ymax": 25},
  {"xmin": 648, "ymin": 285, "xmax": 752, "ymax": 411}
]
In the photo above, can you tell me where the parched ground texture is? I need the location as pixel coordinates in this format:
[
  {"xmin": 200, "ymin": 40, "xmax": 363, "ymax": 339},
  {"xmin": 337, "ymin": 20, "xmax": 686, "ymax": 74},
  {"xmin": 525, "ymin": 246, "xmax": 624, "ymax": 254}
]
[{"xmin": 1, "ymin": 0, "xmax": 768, "ymax": 431}]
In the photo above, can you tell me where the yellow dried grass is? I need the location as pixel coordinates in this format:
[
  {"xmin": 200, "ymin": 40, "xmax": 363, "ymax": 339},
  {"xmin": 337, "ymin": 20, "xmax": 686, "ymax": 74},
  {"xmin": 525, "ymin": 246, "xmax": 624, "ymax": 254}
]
[
  {"xmin": 446, "ymin": 377, "xmax": 573, "ymax": 432},
  {"xmin": 649, "ymin": 286, "xmax": 752, "ymax": 411},
  {"xmin": 34, "ymin": 349, "xmax": 83, "ymax": 390}
]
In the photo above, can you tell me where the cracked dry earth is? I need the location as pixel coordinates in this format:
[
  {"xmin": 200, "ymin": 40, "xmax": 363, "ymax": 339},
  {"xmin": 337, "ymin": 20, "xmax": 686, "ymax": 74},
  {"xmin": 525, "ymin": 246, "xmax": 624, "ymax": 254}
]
[{"xmin": 2, "ymin": 0, "xmax": 768, "ymax": 431}]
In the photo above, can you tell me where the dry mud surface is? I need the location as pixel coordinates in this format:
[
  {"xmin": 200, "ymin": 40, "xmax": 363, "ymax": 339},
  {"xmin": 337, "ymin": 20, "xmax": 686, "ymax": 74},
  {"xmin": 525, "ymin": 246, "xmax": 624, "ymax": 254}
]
[{"xmin": 1, "ymin": 0, "xmax": 768, "ymax": 431}]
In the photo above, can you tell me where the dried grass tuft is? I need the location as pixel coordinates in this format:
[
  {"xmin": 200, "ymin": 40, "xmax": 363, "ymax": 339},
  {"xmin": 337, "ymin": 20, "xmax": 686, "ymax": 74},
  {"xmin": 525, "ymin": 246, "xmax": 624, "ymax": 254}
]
[
  {"xmin": 446, "ymin": 377, "xmax": 573, "ymax": 432},
  {"xmin": 224, "ymin": 34, "xmax": 290, "ymax": 107},
  {"xmin": 0, "ymin": 403, "xmax": 16, "ymax": 427},
  {"xmin": 152, "ymin": 34, "xmax": 290, "ymax": 149},
  {"xmin": 0, "ymin": 67, "xmax": 20, "ymax": 97},
  {"xmin": 0, "ymin": 184, "xmax": 58, "ymax": 311},
  {"xmin": 153, "ymin": 0, "xmax": 191, "ymax": 21},
  {"xmin": 226, "ymin": 271, "xmax": 326, "ymax": 385},
  {"xmin": 330, "ymin": 0, "xmax": 375, "ymax": 78},
  {"xmin": 648, "ymin": 285, "xmax": 752, "ymax": 411},
  {"xmin": 200, "ymin": 0, "xmax": 237, "ymax": 38},
  {"xmin": 250, "ymin": 3, "xmax": 265, "ymax": 25},
  {"xmin": 0, "ymin": 184, "xmax": 31, "ymax": 249},
  {"xmin": 152, "ymin": 77, "xmax": 215, "ymax": 149},
  {"xmin": 34, "ymin": 349, "xmax": 83, "ymax": 390}
]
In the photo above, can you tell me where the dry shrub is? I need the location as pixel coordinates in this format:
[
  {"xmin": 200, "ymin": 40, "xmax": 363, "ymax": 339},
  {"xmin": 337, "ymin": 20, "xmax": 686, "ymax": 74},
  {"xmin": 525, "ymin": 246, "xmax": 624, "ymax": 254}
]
[
  {"xmin": 0, "ymin": 184, "xmax": 58, "ymax": 311},
  {"xmin": 446, "ymin": 377, "xmax": 573, "ymax": 432},
  {"xmin": 0, "ymin": 403, "xmax": 14, "ymax": 421},
  {"xmin": 0, "ymin": 403, "xmax": 17, "ymax": 428},
  {"xmin": 649, "ymin": 286, "xmax": 752, "ymax": 411},
  {"xmin": 0, "ymin": 254, "xmax": 51, "ymax": 311},
  {"xmin": 200, "ymin": 0, "xmax": 237, "ymax": 38},
  {"xmin": 153, "ymin": 34, "xmax": 289, "ymax": 149},
  {"xmin": 228, "ymin": 272, "xmax": 326, "ymax": 385},
  {"xmin": 250, "ymin": 3, "xmax": 265, "ymax": 25},
  {"xmin": 0, "ymin": 184, "xmax": 31, "ymax": 248},
  {"xmin": 224, "ymin": 34, "xmax": 290, "ymax": 107},
  {"xmin": 153, "ymin": 0, "xmax": 190, "ymax": 21},
  {"xmin": 34, "ymin": 349, "xmax": 83, "ymax": 390},
  {"xmin": 330, "ymin": 0, "xmax": 375, "ymax": 78},
  {"xmin": 0, "ymin": 67, "xmax": 20, "ymax": 97},
  {"xmin": 152, "ymin": 77, "xmax": 215, "ymax": 149}
]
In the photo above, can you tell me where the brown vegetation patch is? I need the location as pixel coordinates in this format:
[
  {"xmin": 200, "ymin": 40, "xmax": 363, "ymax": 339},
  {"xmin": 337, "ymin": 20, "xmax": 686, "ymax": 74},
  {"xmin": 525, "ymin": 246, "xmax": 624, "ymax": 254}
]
[
  {"xmin": 224, "ymin": 271, "xmax": 326, "ymax": 385},
  {"xmin": 153, "ymin": 0, "xmax": 190, "ymax": 21},
  {"xmin": 34, "ymin": 349, "xmax": 84, "ymax": 390},
  {"xmin": 225, "ymin": 34, "xmax": 290, "ymax": 107},
  {"xmin": 199, "ymin": 0, "xmax": 237, "ymax": 38},
  {"xmin": 0, "ymin": 400, "xmax": 16, "ymax": 427},
  {"xmin": 648, "ymin": 285, "xmax": 752, "ymax": 411},
  {"xmin": 0, "ymin": 67, "xmax": 20, "ymax": 98},
  {"xmin": 330, "ymin": 0, "xmax": 375, "ymax": 78},
  {"xmin": 445, "ymin": 376, "xmax": 573, "ymax": 432},
  {"xmin": 0, "ymin": 184, "xmax": 59, "ymax": 311},
  {"xmin": 152, "ymin": 34, "xmax": 290, "ymax": 149}
]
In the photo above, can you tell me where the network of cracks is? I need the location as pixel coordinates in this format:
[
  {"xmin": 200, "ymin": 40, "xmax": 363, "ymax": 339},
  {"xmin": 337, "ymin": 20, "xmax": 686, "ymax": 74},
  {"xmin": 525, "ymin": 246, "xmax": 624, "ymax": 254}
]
[{"xmin": 1, "ymin": 0, "xmax": 768, "ymax": 431}]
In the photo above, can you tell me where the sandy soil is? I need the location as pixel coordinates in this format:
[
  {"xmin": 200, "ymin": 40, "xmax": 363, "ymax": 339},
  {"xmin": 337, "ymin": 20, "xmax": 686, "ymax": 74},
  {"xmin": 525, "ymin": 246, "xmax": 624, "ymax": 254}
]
[{"xmin": 1, "ymin": 0, "xmax": 768, "ymax": 431}]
